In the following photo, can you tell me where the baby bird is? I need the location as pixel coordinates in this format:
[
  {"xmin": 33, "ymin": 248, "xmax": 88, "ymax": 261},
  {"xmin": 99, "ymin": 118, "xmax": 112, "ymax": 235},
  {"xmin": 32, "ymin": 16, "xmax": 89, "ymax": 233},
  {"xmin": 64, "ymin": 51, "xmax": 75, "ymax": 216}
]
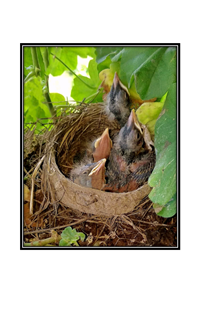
[
  {"xmin": 70, "ymin": 158, "xmax": 106, "ymax": 190},
  {"xmin": 73, "ymin": 128, "xmax": 112, "ymax": 165},
  {"xmin": 103, "ymin": 109, "xmax": 155, "ymax": 192},
  {"xmin": 105, "ymin": 109, "xmax": 143, "ymax": 183},
  {"xmin": 92, "ymin": 128, "xmax": 112, "ymax": 162},
  {"xmin": 105, "ymin": 72, "xmax": 132, "ymax": 127}
]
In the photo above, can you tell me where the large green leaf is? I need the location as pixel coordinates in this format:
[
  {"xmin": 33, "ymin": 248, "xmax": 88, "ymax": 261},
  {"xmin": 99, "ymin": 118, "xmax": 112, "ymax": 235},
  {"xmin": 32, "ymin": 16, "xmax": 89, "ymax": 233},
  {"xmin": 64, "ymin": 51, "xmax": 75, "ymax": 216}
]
[
  {"xmin": 69, "ymin": 46, "xmax": 96, "ymax": 58},
  {"xmin": 149, "ymin": 141, "xmax": 176, "ymax": 205},
  {"xmin": 71, "ymin": 58, "xmax": 101, "ymax": 102},
  {"xmin": 119, "ymin": 47, "xmax": 159, "ymax": 85},
  {"xmin": 120, "ymin": 47, "xmax": 176, "ymax": 100},
  {"xmin": 148, "ymin": 83, "xmax": 177, "ymax": 215},
  {"xmin": 46, "ymin": 47, "xmax": 78, "ymax": 76},
  {"xmin": 46, "ymin": 47, "xmax": 96, "ymax": 77},
  {"xmin": 95, "ymin": 47, "xmax": 123, "ymax": 64},
  {"xmin": 24, "ymin": 76, "xmax": 52, "ymax": 128},
  {"xmin": 95, "ymin": 46, "xmax": 176, "ymax": 101}
]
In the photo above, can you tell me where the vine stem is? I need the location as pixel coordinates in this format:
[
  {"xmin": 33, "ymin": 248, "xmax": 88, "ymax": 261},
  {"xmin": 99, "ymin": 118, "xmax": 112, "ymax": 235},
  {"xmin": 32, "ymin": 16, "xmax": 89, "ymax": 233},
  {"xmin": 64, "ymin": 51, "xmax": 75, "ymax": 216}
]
[{"xmin": 50, "ymin": 53, "xmax": 96, "ymax": 90}]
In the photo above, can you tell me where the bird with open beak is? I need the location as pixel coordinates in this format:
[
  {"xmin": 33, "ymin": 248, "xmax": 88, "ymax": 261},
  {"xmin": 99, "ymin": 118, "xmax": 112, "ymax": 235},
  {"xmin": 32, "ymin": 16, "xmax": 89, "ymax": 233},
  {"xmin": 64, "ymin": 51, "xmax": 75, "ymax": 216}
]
[
  {"xmin": 70, "ymin": 158, "xmax": 106, "ymax": 190},
  {"xmin": 105, "ymin": 72, "xmax": 132, "ymax": 127},
  {"xmin": 73, "ymin": 127, "xmax": 112, "ymax": 166},
  {"xmin": 103, "ymin": 109, "xmax": 155, "ymax": 192},
  {"xmin": 92, "ymin": 128, "xmax": 112, "ymax": 162}
]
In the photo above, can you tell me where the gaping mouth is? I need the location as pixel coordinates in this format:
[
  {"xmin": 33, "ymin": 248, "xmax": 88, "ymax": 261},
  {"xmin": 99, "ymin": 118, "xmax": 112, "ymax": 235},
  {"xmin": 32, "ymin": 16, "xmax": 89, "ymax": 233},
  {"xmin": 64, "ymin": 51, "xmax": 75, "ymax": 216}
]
[
  {"xmin": 88, "ymin": 158, "xmax": 106, "ymax": 176},
  {"xmin": 94, "ymin": 128, "xmax": 112, "ymax": 149}
]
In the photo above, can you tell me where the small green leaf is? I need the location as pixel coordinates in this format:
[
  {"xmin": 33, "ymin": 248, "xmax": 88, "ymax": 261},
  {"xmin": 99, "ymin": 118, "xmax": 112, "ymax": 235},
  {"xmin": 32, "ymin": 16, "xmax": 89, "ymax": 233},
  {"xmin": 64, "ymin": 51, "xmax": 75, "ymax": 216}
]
[
  {"xmin": 59, "ymin": 227, "xmax": 85, "ymax": 246},
  {"xmin": 136, "ymin": 101, "xmax": 164, "ymax": 135}
]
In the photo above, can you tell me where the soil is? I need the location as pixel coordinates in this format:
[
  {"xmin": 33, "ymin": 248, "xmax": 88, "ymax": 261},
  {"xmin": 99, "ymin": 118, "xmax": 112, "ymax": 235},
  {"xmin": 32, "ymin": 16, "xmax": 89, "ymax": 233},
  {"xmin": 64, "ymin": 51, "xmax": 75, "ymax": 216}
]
[{"xmin": 23, "ymin": 189, "xmax": 177, "ymax": 247}]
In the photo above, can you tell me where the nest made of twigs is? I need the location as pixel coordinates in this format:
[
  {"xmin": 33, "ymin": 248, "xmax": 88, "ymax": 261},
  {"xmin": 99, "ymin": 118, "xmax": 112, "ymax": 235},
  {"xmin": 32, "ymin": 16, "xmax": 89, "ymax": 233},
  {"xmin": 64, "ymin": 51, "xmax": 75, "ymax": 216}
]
[{"xmin": 35, "ymin": 103, "xmax": 152, "ymax": 216}]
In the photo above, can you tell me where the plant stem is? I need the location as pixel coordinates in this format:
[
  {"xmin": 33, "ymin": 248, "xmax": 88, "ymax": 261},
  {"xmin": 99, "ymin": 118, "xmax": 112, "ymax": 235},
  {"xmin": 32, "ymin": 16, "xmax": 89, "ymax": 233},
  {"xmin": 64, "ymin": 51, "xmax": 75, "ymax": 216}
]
[
  {"xmin": 50, "ymin": 53, "xmax": 96, "ymax": 90},
  {"xmin": 24, "ymin": 231, "xmax": 61, "ymax": 247},
  {"xmin": 31, "ymin": 47, "xmax": 40, "ymax": 75},
  {"xmin": 42, "ymin": 47, "xmax": 49, "ymax": 70},
  {"xmin": 38, "ymin": 47, "xmax": 54, "ymax": 117}
]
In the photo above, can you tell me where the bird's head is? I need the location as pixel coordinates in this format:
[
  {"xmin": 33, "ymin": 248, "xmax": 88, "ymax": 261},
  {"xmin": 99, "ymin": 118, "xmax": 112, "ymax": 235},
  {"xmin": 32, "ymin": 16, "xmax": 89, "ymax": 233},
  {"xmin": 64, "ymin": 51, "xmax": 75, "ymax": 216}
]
[
  {"xmin": 107, "ymin": 72, "xmax": 131, "ymax": 127},
  {"xmin": 71, "ymin": 158, "xmax": 106, "ymax": 190},
  {"xmin": 115, "ymin": 109, "xmax": 143, "ymax": 162}
]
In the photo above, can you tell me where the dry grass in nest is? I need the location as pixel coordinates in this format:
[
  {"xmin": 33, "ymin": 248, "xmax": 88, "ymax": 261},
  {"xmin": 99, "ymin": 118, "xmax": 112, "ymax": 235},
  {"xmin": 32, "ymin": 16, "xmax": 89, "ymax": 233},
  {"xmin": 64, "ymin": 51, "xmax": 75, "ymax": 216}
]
[{"xmin": 23, "ymin": 102, "xmax": 177, "ymax": 247}]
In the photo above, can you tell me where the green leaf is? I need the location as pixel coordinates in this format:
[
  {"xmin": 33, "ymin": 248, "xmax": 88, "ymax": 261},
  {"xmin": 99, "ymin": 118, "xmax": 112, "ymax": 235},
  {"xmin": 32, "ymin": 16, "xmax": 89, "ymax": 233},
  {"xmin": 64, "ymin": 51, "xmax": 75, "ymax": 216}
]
[
  {"xmin": 69, "ymin": 46, "xmax": 96, "ymax": 58},
  {"xmin": 155, "ymin": 193, "xmax": 177, "ymax": 218},
  {"xmin": 119, "ymin": 47, "xmax": 159, "ymax": 86},
  {"xmin": 95, "ymin": 47, "xmax": 123, "ymax": 64},
  {"xmin": 135, "ymin": 47, "xmax": 176, "ymax": 99},
  {"xmin": 148, "ymin": 141, "xmax": 176, "ymax": 205},
  {"xmin": 24, "ymin": 47, "xmax": 33, "ymax": 77},
  {"xmin": 46, "ymin": 47, "xmax": 78, "ymax": 76},
  {"xmin": 49, "ymin": 93, "xmax": 71, "ymax": 116},
  {"xmin": 148, "ymin": 83, "xmax": 177, "ymax": 209},
  {"xmin": 96, "ymin": 55, "xmax": 112, "ymax": 73},
  {"xmin": 71, "ymin": 58, "xmax": 101, "ymax": 102},
  {"xmin": 24, "ymin": 76, "xmax": 52, "ymax": 128},
  {"xmin": 49, "ymin": 93, "xmax": 66, "ymax": 106},
  {"xmin": 154, "ymin": 83, "xmax": 177, "ymax": 154},
  {"xmin": 118, "ymin": 46, "xmax": 176, "ymax": 100},
  {"xmin": 59, "ymin": 227, "xmax": 85, "ymax": 246},
  {"xmin": 136, "ymin": 101, "xmax": 164, "ymax": 135}
]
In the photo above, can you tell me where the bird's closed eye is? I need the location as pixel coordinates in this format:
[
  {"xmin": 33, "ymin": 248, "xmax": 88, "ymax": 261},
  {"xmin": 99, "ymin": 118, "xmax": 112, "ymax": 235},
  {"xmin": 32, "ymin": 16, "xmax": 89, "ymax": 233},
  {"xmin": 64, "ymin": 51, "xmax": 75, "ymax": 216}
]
[{"xmin": 136, "ymin": 132, "xmax": 141, "ymax": 139}]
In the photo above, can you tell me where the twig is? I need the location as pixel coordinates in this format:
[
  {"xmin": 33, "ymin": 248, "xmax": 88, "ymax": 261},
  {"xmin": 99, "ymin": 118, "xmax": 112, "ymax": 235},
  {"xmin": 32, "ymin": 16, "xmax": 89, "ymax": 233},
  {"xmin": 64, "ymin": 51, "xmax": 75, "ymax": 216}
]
[
  {"xmin": 24, "ymin": 217, "xmax": 88, "ymax": 235},
  {"xmin": 30, "ymin": 155, "xmax": 45, "ymax": 215}
]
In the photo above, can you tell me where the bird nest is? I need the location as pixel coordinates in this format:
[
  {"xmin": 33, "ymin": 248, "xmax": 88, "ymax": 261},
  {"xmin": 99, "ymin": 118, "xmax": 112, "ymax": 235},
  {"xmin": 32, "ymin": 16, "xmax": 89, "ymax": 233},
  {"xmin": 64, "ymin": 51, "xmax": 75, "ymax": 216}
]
[
  {"xmin": 24, "ymin": 103, "xmax": 177, "ymax": 247},
  {"xmin": 29, "ymin": 103, "xmax": 151, "ymax": 217}
]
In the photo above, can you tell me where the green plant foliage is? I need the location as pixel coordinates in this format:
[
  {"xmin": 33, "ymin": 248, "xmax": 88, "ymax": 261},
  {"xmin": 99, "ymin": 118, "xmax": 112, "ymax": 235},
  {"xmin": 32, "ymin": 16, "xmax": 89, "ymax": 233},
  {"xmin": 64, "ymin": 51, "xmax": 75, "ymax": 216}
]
[
  {"xmin": 95, "ymin": 47, "xmax": 123, "ymax": 64},
  {"xmin": 71, "ymin": 58, "xmax": 102, "ymax": 103},
  {"xmin": 36, "ymin": 47, "xmax": 46, "ymax": 79},
  {"xmin": 95, "ymin": 47, "xmax": 123, "ymax": 73},
  {"xmin": 96, "ymin": 46, "xmax": 176, "ymax": 100},
  {"xmin": 49, "ymin": 93, "xmax": 73, "ymax": 116},
  {"xmin": 59, "ymin": 227, "xmax": 85, "ymax": 246},
  {"xmin": 136, "ymin": 101, "xmax": 164, "ymax": 136},
  {"xmin": 148, "ymin": 83, "xmax": 177, "ymax": 216},
  {"xmin": 24, "ymin": 76, "xmax": 52, "ymax": 129},
  {"xmin": 46, "ymin": 47, "xmax": 96, "ymax": 77},
  {"xmin": 49, "ymin": 93, "xmax": 66, "ymax": 106},
  {"xmin": 154, "ymin": 193, "xmax": 177, "ymax": 218},
  {"xmin": 24, "ymin": 47, "xmax": 33, "ymax": 77}
]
